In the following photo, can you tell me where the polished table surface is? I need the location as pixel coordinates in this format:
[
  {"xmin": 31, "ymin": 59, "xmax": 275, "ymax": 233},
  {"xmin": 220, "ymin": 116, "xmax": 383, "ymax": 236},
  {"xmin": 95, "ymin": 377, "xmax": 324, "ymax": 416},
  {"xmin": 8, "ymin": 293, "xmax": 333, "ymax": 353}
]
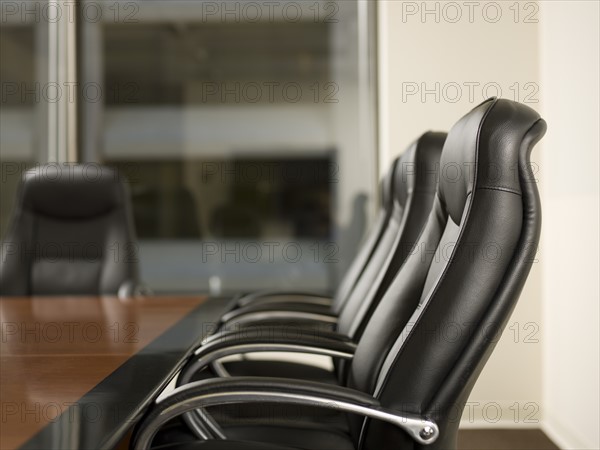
[{"xmin": 0, "ymin": 295, "xmax": 229, "ymax": 450}]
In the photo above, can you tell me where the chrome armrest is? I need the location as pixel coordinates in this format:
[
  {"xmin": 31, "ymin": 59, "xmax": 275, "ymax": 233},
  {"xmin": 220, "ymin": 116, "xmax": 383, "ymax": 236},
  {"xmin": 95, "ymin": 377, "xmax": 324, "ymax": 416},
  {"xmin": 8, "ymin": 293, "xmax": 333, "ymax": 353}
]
[
  {"xmin": 178, "ymin": 326, "xmax": 355, "ymax": 386},
  {"xmin": 221, "ymin": 309, "xmax": 338, "ymax": 328},
  {"xmin": 237, "ymin": 290, "xmax": 332, "ymax": 308},
  {"xmin": 239, "ymin": 294, "xmax": 333, "ymax": 308},
  {"xmin": 132, "ymin": 377, "xmax": 439, "ymax": 449},
  {"xmin": 117, "ymin": 280, "xmax": 153, "ymax": 299},
  {"xmin": 222, "ymin": 301, "xmax": 334, "ymax": 324},
  {"xmin": 202, "ymin": 325, "xmax": 352, "ymax": 346}
]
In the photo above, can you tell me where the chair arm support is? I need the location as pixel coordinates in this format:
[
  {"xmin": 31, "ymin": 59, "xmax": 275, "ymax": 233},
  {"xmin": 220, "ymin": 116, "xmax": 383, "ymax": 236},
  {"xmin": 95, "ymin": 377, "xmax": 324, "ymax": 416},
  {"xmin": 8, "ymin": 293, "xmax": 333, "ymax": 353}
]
[
  {"xmin": 202, "ymin": 325, "xmax": 352, "ymax": 346},
  {"xmin": 117, "ymin": 280, "xmax": 153, "ymax": 299},
  {"xmin": 132, "ymin": 377, "xmax": 439, "ymax": 449},
  {"xmin": 237, "ymin": 290, "xmax": 332, "ymax": 308},
  {"xmin": 221, "ymin": 302, "xmax": 334, "ymax": 324},
  {"xmin": 238, "ymin": 294, "xmax": 333, "ymax": 308},
  {"xmin": 178, "ymin": 326, "xmax": 355, "ymax": 386}
]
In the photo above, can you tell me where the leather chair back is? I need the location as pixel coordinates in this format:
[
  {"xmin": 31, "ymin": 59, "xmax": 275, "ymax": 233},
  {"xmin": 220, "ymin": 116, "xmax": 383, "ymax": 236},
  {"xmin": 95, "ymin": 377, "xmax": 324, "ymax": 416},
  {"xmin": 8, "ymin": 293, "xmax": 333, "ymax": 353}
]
[
  {"xmin": 0, "ymin": 164, "xmax": 139, "ymax": 296},
  {"xmin": 336, "ymin": 132, "xmax": 446, "ymax": 341},
  {"xmin": 349, "ymin": 98, "xmax": 546, "ymax": 449}
]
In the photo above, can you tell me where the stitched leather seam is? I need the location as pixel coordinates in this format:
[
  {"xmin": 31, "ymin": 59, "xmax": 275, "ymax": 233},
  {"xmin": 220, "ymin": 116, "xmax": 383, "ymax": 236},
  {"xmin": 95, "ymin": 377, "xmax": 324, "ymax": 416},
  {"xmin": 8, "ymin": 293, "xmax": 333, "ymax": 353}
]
[{"xmin": 477, "ymin": 186, "xmax": 521, "ymax": 195}]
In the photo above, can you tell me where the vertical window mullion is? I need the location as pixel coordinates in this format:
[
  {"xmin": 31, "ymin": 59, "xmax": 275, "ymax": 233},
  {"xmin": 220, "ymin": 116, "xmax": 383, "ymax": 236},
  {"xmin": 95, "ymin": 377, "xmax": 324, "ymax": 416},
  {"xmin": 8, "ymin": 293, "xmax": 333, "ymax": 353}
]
[
  {"xmin": 47, "ymin": 2, "xmax": 59, "ymax": 162},
  {"xmin": 47, "ymin": 0, "xmax": 77, "ymax": 163},
  {"xmin": 66, "ymin": 0, "xmax": 77, "ymax": 162}
]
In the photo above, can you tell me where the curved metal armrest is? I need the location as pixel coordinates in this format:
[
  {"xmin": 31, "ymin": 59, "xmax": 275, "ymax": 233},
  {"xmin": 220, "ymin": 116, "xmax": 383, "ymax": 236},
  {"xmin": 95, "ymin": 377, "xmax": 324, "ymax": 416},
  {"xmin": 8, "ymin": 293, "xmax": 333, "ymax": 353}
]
[
  {"xmin": 178, "ymin": 326, "xmax": 355, "ymax": 386},
  {"xmin": 132, "ymin": 377, "xmax": 439, "ymax": 449},
  {"xmin": 220, "ymin": 302, "xmax": 336, "ymax": 326},
  {"xmin": 237, "ymin": 290, "xmax": 332, "ymax": 308},
  {"xmin": 117, "ymin": 281, "xmax": 153, "ymax": 299},
  {"xmin": 222, "ymin": 311, "xmax": 338, "ymax": 329},
  {"xmin": 202, "ymin": 325, "xmax": 352, "ymax": 346}
]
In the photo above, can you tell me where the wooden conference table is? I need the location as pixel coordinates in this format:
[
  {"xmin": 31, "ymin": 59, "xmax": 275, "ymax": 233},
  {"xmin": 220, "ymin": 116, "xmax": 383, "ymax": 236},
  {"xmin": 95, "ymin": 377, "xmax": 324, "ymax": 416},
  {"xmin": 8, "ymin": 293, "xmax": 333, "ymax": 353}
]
[{"xmin": 0, "ymin": 295, "xmax": 230, "ymax": 450}]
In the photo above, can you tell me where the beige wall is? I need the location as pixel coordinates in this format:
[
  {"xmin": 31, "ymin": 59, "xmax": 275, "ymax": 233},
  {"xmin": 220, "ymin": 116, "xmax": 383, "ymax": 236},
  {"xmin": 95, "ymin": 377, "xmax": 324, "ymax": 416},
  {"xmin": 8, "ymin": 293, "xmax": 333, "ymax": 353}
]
[
  {"xmin": 378, "ymin": 0, "xmax": 543, "ymax": 427},
  {"xmin": 378, "ymin": 1, "xmax": 600, "ymax": 446},
  {"xmin": 539, "ymin": 2, "xmax": 600, "ymax": 448}
]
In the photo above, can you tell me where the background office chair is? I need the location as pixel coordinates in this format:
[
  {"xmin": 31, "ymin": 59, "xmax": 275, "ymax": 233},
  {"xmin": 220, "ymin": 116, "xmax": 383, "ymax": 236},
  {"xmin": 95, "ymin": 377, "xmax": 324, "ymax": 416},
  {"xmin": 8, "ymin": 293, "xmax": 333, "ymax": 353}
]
[
  {"xmin": 132, "ymin": 98, "xmax": 546, "ymax": 450},
  {"xmin": 0, "ymin": 164, "xmax": 140, "ymax": 297}
]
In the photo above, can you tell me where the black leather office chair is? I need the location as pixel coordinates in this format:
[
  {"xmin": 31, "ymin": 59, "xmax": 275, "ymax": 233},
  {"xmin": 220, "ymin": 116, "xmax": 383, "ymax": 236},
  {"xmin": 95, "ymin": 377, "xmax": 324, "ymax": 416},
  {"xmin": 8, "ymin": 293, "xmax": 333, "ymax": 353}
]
[
  {"xmin": 131, "ymin": 98, "xmax": 546, "ymax": 450},
  {"xmin": 178, "ymin": 132, "xmax": 444, "ymax": 385},
  {"xmin": 0, "ymin": 164, "xmax": 140, "ymax": 297},
  {"xmin": 218, "ymin": 132, "xmax": 446, "ymax": 334}
]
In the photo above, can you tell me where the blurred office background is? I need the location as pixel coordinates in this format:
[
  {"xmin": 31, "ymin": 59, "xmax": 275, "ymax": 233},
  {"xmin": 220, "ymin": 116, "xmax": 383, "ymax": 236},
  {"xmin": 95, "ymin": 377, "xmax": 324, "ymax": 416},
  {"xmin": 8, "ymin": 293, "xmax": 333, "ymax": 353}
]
[
  {"xmin": 1, "ymin": 1, "xmax": 598, "ymax": 449},
  {"xmin": 0, "ymin": 0, "xmax": 378, "ymax": 294}
]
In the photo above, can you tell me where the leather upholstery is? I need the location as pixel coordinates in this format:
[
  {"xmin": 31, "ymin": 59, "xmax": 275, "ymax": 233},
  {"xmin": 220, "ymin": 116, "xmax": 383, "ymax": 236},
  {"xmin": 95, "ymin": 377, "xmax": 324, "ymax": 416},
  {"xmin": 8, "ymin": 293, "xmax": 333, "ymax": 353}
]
[
  {"xmin": 152, "ymin": 441, "xmax": 302, "ymax": 450},
  {"xmin": 336, "ymin": 131, "xmax": 445, "ymax": 339},
  {"xmin": 222, "ymin": 424, "xmax": 354, "ymax": 450},
  {"xmin": 0, "ymin": 165, "xmax": 139, "ymax": 296},
  {"xmin": 352, "ymin": 98, "xmax": 546, "ymax": 449}
]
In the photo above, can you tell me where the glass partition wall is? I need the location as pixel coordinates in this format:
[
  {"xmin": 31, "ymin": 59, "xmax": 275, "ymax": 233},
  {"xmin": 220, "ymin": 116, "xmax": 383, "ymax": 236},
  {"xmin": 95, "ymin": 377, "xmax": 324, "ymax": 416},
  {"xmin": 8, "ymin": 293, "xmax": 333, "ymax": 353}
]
[
  {"xmin": 0, "ymin": 6, "xmax": 47, "ymax": 238},
  {"xmin": 1, "ymin": 1, "xmax": 378, "ymax": 295}
]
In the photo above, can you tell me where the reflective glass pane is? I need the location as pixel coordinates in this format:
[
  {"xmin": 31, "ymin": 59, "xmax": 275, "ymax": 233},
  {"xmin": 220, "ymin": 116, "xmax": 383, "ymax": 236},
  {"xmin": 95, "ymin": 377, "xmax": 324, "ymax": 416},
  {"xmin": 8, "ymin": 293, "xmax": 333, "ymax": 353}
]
[
  {"xmin": 1, "ymin": 1, "xmax": 49, "ymax": 238},
  {"xmin": 79, "ymin": 0, "xmax": 377, "ymax": 294}
]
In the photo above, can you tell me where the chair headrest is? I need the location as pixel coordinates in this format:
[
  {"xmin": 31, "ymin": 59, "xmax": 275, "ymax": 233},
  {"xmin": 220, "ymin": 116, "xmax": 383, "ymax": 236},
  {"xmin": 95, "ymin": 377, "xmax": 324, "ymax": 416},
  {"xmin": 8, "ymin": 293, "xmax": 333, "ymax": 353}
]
[
  {"xmin": 20, "ymin": 164, "xmax": 127, "ymax": 219},
  {"xmin": 394, "ymin": 131, "xmax": 447, "ymax": 207},
  {"xmin": 439, "ymin": 98, "xmax": 545, "ymax": 224}
]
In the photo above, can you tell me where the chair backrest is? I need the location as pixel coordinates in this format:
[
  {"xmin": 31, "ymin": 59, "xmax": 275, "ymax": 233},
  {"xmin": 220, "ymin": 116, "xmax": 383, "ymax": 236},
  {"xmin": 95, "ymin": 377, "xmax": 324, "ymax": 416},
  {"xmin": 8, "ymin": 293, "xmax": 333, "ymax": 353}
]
[
  {"xmin": 336, "ymin": 132, "xmax": 446, "ymax": 341},
  {"xmin": 0, "ymin": 164, "xmax": 139, "ymax": 296},
  {"xmin": 347, "ymin": 98, "xmax": 546, "ymax": 450},
  {"xmin": 331, "ymin": 157, "xmax": 398, "ymax": 307}
]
